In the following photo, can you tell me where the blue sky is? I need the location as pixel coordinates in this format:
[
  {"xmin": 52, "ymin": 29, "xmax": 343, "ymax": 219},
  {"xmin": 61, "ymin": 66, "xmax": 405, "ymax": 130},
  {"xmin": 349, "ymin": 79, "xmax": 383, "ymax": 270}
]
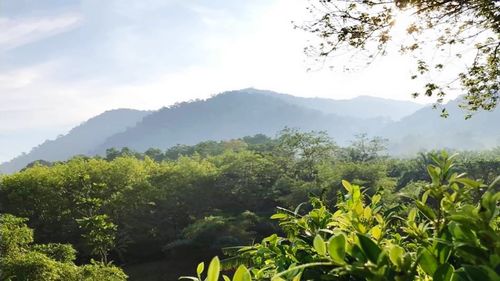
[{"xmin": 0, "ymin": 0, "xmax": 442, "ymax": 162}]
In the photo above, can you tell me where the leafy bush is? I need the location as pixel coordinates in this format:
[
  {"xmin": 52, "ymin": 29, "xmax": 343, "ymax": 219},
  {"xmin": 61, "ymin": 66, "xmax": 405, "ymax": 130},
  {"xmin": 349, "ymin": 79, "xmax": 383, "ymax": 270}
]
[
  {"xmin": 0, "ymin": 251, "xmax": 79, "ymax": 281},
  {"xmin": 31, "ymin": 243, "xmax": 77, "ymax": 263},
  {"xmin": 183, "ymin": 152, "xmax": 500, "ymax": 280},
  {"xmin": 0, "ymin": 213, "xmax": 127, "ymax": 281},
  {"xmin": 0, "ymin": 214, "xmax": 33, "ymax": 254}
]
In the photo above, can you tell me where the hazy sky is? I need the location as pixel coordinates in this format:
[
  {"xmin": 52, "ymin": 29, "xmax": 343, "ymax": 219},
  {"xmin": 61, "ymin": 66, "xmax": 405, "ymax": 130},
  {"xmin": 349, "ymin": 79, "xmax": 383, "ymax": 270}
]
[{"xmin": 1, "ymin": 0, "xmax": 446, "ymax": 162}]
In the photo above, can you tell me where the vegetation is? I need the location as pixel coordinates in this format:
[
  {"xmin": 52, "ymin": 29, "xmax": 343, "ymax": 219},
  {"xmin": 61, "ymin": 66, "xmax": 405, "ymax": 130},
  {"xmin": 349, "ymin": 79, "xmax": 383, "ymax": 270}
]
[
  {"xmin": 301, "ymin": 0, "xmax": 499, "ymax": 116},
  {"xmin": 185, "ymin": 152, "xmax": 499, "ymax": 280},
  {"xmin": 0, "ymin": 214, "xmax": 126, "ymax": 281},
  {"xmin": 4, "ymin": 89, "xmax": 499, "ymax": 175},
  {"xmin": 0, "ymin": 130, "xmax": 498, "ymax": 280}
]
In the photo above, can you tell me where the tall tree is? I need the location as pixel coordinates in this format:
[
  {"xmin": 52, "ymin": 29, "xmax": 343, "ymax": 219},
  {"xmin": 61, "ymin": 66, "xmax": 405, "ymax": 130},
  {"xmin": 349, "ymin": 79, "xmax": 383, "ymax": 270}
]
[{"xmin": 301, "ymin": 0, "xmax": 499, "ymax": 117}]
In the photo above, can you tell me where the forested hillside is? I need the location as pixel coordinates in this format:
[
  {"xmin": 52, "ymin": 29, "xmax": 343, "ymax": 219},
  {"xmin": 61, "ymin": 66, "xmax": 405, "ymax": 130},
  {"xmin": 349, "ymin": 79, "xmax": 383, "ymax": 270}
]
[
  {"xmin": 2, "ymin": 89, "xmax": 498, "ymax": 175},
  {"xmin": 243, "ymin": 88, "xmax": 424, "ymax": 120},
  {"xmin": 1, "ymin": 131, "xmax": 499, "ymax": 280},
  {"xmin": 0, "ymin": 109, "xmax": 150, "ymax": 173},
  {"xmin": 93, "ymin": 91, "xmax": 387, "ymax": 153}
]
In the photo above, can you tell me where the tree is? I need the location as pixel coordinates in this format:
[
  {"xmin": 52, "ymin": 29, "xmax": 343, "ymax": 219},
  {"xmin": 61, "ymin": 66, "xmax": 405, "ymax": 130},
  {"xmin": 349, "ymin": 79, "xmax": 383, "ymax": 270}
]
[
  {"xmin": 275, "ymin": 128, "xmax": 337, "ymax": 182},
  {"xmin": 341, "ymin": 133, "xmax": 388, "ymax": 162},
  {"xmin": 76, "ymin": 214, "xmax": 117, "ymax": 264},
  {"xmin": 301, "ymin": 0, "xmax": 499, "ymax": 117},
  {"xmin": 0, "ymin": 214, "xmax": 127, "ymax": 281}
]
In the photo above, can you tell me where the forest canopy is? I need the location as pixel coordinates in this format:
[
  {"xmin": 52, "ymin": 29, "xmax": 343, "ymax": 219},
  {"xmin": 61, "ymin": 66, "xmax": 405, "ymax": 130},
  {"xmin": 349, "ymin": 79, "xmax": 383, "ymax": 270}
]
[{"xmin": 1, "ymin": 131, "xmax": 499, "ymax": 280}]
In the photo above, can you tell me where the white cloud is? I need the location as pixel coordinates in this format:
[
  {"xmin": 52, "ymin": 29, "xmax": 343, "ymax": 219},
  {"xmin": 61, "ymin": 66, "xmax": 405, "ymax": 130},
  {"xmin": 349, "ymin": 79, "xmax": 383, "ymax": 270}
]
[{"xmin": 0, "ymin": 13, "xmax": 82, "ymax": 51}]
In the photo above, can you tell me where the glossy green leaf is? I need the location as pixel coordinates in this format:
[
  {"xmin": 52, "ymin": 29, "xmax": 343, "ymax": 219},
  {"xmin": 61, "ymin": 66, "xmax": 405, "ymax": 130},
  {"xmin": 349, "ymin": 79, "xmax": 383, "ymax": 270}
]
[
  {"xmin": 418, "ymin": 248, "xmax": 438, "ymax": 276},
  {"xmin": 313, "ymin": 234, "xmax": 326, "ymax": 256},
  {"xmin": 270, "ymin": 213, "xmax": 287, "ymax": 220},
  {"xmin": 207, "ymin": 256, "xmax": 220, "ymax": 281},
  {"xmin": 233, "ymin": 265, "xmax": 251, "ymax": 281},
  {"xmin": 389, "ymin": 245, "xmax": 404, "ymax": 267},
  {"xmin": 342, "ymin": 180, "xmax": 352, "ymax": 193},
  {"xmin": 196, "ymin": 262, "xmax": 204, "ymax": 278},
  {"xmin": 327, "ymin": 233, "xmax": 346, "ymax": 264},
  {"xmin": 356, "ymin": 233, "xmax": 381, "ymax": 263}
]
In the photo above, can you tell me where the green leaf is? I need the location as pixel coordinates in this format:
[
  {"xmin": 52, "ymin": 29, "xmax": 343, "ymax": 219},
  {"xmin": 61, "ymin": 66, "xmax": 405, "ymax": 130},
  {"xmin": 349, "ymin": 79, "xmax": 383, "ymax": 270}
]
[
  {"xmin": 415, "ymin": 201, "xmax": 437, "ymax": 220},
  {"xmin": 427, "ymin": 165, "xmax": 440, "ymax": 184},
  {"xmin": 233, "ymin": 265, "xmax": 251, "ymax": 281},
  {"xmin": 389, "ymin": 245, "xmax": 404, "ymax": 267},
  {"xmin": 196, "ymin": 262, "xmax": 204, "ymax": 278},
  {"xmin": 421, "ymin": 190, "xmax": 431, "ymax": 204},
  {"xmin": 327, "ymin": 234, "xmax": 346, "ymax": 264},
  {"xmin": 207, "ymin": 256, "xmax": 220, "ymax": 281},
  {"xmin": 356, "ymin": 233, "xmax": 381, "ymax": 263},
  {"xmin": 433, "ymin": 263, "xmax": 454, "ymax": 281},
  {"xmin": 418, "ymin": 248, "xmax": 438, "ymax": 276},
  {"xmin": 313, "ymin": 235, "xmax": 326, "ymax": 256},
  {"xmin": 223, "ymin": 276, "xmax": 231, "ymax": 281},
  {"xmin": 179, "ymin": 277, "xmax": 200, "ymax": 281},
  {"xmin": 408, "ymin": 208, "xmax": 417, "ymax": 221},
  {"xmin": 270, "ymin": 213, "xmax": 287, "ymax": 220},
  {"xmin": 454, "ymin": 178, "xmax": 481, "ymax": 188},
  {"xmin": 342, "ymin": 180, "xmax": 352, "ymax": 193}
]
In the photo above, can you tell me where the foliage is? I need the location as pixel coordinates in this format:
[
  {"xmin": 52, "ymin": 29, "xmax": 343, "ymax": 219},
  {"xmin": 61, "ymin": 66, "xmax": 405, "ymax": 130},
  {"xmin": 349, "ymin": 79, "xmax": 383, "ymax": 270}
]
[
  {"xmin": 339, "ymin": 133, "xmax": 388, "ymax": 163},
  {"xmin": 183, "ymin": 151, "xmax": 499, "ymax": 280},
  {"xmin": 77, "ymin": 214, "xmax": 117, "ymax": 263},
  {"xmin": 0, "ymin": 214, "xmax": 33, "ymax": 254},
  {"xmin": 31, "ymin": 243, "xmax": 77, "ymax": 263},
  {"xmin": 0, "ymin": 214, "xmax": 127, "ymax": 281},
  {"xmin": 1, "ymin": 132, "xmax": 499, "ymax": 279},
  {"xmin": 301, "ymin": 0, "xmax": 500, "ymax": 116}
]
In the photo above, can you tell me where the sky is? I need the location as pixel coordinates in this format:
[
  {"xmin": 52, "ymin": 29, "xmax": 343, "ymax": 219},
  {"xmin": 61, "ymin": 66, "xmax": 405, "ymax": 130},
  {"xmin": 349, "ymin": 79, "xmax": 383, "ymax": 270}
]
[{"xmin": 0, "ymin": 0, "xmax": 451, "ymax": 163}]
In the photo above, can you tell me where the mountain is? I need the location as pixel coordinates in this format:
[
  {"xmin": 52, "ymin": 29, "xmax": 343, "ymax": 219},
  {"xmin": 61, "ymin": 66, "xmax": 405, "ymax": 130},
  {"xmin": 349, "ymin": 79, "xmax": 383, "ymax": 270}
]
[
  {"xmin": 2, "ymin": 89, "xmax": 498, "ymax": 174},
  {"xmin": 381, "ymin": 99, "xmax": 500, "ymax": 155},
  {"xmin": 0, "ymin": 109, "xmax": 150, "ymax": 174},
  {"xmin": 253, "ymin": 89, "xmax": 424, "ymax": 120},
  {"xmin": 92, "ymin": 90, "xmax": 390, "ymax": 153}
]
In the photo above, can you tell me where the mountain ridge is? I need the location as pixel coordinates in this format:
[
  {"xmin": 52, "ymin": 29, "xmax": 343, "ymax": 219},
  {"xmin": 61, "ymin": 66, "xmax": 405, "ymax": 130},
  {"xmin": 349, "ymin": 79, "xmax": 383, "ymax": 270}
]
[
  {"xmin": 1, "ymin": 89, "xmax": 497, "ymax": 174},
  {"xmin": 0, "ymin": 108, "xmax": 150, "ymax": 173}
]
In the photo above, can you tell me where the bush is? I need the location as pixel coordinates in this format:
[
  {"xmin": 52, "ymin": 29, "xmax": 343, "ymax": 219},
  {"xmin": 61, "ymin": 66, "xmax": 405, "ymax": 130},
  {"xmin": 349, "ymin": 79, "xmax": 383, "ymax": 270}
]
[
  {"xmin": 0, "ymin": 251, "xmax": 79, "ymax": 281},
  {"xmin": 32, "ymin": 243, "xmax": 77, "ymax": 263},
  {"xmin": 0, "ymin": 214, "xmax": 127, "ymax": 281},
  {"xmin": 183, "ymin": 152, "xmax": 500, "ymax": 281}
]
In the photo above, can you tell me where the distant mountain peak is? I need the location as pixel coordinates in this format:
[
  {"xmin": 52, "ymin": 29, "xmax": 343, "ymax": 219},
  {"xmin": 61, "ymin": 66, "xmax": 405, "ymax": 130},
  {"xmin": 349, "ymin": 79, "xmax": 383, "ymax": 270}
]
[{"xmin": 2, "ymin": 89, "xmax": 494, "ymax": 174}]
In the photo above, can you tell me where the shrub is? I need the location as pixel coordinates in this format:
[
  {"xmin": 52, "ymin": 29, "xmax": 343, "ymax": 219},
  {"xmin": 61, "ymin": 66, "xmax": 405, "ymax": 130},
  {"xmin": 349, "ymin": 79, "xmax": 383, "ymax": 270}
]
[
  {"xmin": 182, "ymin": 152, "xmax": 500, "ymax": 280},
  {"xmin": 0, "ymin": 214, "xmax": 127, "ymax": 281}
]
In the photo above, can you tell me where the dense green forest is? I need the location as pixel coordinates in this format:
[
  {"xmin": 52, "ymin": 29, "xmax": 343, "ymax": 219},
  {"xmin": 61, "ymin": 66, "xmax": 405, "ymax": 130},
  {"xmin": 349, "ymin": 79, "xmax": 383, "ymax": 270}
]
[{"xmin": 1, "ymin": 130, "xmax": 499, "ymax": 280}]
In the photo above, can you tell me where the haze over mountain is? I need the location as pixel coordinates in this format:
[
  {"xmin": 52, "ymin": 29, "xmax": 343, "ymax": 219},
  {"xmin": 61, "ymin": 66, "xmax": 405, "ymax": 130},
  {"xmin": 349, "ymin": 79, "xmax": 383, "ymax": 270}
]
[
  {"xmin": 0, "ymin": 109, "xmax": 149, "ymax": 173},
  {"xmin": 255, "ymin": 89, "xmax": 424, "ymax": 120},
  {"xmin": 1, "ymin": 89, "xmax": 498, "ymax": 174},
  {"xmin": 383, "ymin": 99, "xmax": 500, "ymax": 155},
  {"xmin": 92, "ymin": 90, "xmax": 391, "ymax": 154}
]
